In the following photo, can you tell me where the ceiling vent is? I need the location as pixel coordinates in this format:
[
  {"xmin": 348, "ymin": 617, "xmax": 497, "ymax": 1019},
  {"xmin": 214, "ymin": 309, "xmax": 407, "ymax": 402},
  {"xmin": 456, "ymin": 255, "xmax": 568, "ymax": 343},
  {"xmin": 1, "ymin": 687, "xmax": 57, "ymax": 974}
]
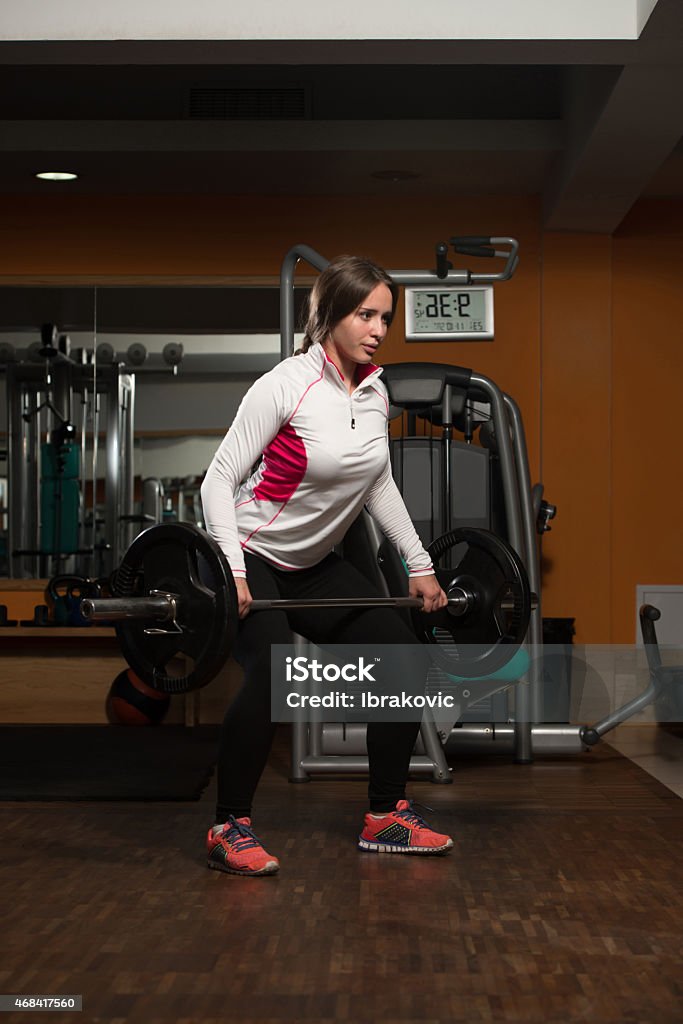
[{"xmin": 189, "ymin": 87, "xmax": 309, "ymax": 120}]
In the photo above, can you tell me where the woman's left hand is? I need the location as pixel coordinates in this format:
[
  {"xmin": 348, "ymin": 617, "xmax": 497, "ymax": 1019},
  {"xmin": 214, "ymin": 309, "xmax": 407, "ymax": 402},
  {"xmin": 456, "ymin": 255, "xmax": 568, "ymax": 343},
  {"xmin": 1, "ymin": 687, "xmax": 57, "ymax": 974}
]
[{"xmin": 409, "ymin": 573, "xmax": 448, "ymax": 614}]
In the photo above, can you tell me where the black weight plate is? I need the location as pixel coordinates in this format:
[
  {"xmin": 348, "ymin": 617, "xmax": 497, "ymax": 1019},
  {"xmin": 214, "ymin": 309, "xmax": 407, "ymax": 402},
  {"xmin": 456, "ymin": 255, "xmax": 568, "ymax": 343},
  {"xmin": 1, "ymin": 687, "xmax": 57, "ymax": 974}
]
[
  {"xmin": 114, "ymin": 523, "xmax": 237, "ymax": 695},
  {"xmin": 415, "ymin": 527, "xmax": 531, "ymax": 678}
]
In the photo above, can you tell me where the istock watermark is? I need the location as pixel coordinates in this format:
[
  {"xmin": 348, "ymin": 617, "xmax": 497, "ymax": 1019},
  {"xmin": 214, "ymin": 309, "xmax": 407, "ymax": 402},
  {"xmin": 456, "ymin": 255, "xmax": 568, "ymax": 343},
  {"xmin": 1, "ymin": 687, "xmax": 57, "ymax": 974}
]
[
  {"xmin": 272, "ymin": 644, "xmax": 438, "ymax": 722},
  {"xmin": 270, "ymin": 643, "xmax": 683, "ymax": 725},
  {"xmin": 270, "ymin": 643, "xmax": 514, "ymax": 723}
]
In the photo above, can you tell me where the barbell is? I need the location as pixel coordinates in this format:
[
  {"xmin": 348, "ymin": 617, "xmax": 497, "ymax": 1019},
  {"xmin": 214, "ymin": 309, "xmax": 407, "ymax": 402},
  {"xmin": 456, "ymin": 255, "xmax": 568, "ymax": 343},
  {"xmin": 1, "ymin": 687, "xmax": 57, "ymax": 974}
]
[{"xmin": 81, "ymin": 522, "xmax": 534, "ymax": 695}]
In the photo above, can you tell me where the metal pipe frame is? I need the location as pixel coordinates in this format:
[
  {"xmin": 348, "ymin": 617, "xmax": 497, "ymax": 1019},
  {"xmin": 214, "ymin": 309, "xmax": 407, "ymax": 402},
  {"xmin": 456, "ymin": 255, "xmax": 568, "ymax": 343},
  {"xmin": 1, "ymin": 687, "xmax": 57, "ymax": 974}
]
[
  {"xmin": 8, "ymin": 371, "xmax": 41, "ymax": 578},
  {"xmin": 279, "ymin": 245, "xmax": 330, "ymax": 361},
  {"xmin": 466, "ymin": 373, "xmax": 532, "ymax": 762},
  {"xmin": 320, "ymin": 722, "xmax": 586, "ymax": 757},
  {"xmin": 104, "ymin": 369, "xmax": 136, "ymax": 568},
  {"xmin": 503, "ymin": 394, "xmax": 544, "ymax": 727},
  {"xmin": 292, "ymin": 712, "xmax": 452, "ymax": 783},
  {"xmin": 441, "ymin": 384, "xmax": 453, "ymax": 549},
  {"xmin": 296, "ymin": 754, "xmax": 441, "ymax": 777},
  {"xmin": 104, "ymin": 371, "xmax": 121, "ymax": 567},
  {"xmin": 7, "ymin": 367, "xmax": 22, "ymax": 577},
  {"xmin": 443, "ymin": 724, "xmax": 586, "ymax": 755},
  {"xmin": 279, "ymin": 242, "xmax": 521, "ymax": 360}
]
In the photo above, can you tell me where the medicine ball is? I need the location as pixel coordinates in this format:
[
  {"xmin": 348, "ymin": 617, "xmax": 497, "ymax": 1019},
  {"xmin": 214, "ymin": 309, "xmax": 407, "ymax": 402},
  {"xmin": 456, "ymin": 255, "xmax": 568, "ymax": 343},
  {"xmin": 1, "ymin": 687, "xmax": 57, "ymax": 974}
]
[{"xmin": 105, "ymin": 667, "xmax": 171, "ymax": 726}]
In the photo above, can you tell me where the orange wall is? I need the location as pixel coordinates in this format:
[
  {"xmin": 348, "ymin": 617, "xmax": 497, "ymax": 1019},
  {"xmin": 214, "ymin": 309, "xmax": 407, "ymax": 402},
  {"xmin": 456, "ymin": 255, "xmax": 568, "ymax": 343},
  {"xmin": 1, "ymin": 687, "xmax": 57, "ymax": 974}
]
[
  {"xmin": 540, "ymin": 234, "xmax": 612, "ymax": 639},
  {"xmin": 1, "ymin": 192, "xmax": 681, "ymax": 643},
  {"xmin": 611, "ymin": 201, "xmax": 683, "ymax": 642}
]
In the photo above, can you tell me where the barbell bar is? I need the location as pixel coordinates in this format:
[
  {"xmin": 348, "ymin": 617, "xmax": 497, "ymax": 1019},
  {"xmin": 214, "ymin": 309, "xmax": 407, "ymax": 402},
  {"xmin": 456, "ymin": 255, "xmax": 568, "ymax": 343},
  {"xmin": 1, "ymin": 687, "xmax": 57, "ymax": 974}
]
[
  {"xmin": 79, "ymin": 521, "xmax": 534, "ymax": 694},
  {"xmin": 81, "ymin": 589, "xmax": 532, "ymax": 622}
]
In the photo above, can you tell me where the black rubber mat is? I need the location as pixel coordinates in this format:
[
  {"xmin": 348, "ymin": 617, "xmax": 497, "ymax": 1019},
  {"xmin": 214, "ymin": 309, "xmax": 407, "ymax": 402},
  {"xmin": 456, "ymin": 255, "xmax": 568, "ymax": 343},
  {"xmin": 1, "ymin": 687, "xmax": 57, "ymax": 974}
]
[{"xmin": 0, "ymin": 725, "xmax": 219, "ymax": 801}]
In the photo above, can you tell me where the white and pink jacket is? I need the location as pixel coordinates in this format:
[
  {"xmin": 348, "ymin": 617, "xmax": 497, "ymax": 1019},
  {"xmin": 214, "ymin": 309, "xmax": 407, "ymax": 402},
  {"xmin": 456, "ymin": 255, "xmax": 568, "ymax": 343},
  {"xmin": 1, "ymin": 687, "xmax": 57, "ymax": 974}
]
[{"xmin": 201, "ymin": 342, "xmax": 433, "ymax": 580}]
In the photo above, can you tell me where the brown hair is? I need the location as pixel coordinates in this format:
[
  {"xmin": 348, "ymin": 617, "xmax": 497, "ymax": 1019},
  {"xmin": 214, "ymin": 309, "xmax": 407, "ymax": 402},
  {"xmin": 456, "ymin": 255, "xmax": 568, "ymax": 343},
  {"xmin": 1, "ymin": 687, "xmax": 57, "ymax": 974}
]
[{"xmin": 298, "ymin": 255, "xmax": 399, "ymax": 353}]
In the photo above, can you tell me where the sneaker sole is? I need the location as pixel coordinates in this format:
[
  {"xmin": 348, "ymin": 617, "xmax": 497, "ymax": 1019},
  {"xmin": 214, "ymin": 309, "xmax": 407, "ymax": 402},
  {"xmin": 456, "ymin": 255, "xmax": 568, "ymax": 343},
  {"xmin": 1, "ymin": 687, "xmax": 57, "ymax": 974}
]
[
  {"xmin": 207, "ymin": 859, "xmax": 279, "ymax": 876},
  {"xmin": 357, "ymin": 837, "xmax": 453, "ymax": 855}
]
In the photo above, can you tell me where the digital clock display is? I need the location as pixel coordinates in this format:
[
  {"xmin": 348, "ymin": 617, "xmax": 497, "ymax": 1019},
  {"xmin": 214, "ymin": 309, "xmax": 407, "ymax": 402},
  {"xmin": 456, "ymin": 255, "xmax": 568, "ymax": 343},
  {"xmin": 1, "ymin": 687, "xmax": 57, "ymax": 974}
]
[{"xmin": 405, "ymin": 287, "xmax": 494, "ymax": 341}]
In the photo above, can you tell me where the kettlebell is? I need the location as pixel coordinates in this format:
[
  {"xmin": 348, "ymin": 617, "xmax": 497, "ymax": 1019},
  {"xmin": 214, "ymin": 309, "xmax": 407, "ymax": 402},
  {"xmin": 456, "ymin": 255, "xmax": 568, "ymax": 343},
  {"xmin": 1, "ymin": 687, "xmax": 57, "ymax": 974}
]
[{"xmin": 46, "ymin": 575, "xmax": 103, "ymax": 626}]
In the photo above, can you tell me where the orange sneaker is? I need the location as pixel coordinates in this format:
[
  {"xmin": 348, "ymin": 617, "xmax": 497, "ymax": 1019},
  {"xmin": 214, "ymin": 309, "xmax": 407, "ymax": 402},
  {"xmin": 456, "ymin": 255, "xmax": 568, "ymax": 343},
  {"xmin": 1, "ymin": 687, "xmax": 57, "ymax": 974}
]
[
  {"xmin": 358, "ymin": 800, "xmax": 453, "ymax": 855},
  {"xmin": 207, "ymin": 816, "xmax": 279, "ymax": 876}
]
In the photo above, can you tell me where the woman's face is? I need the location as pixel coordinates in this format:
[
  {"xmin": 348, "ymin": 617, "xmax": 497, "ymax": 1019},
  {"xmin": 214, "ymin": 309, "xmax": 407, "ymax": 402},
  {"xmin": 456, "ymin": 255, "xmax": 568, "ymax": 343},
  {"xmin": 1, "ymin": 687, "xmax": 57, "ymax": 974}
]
[{"xmin": 326, "ymin": 282, "xmax": 394, "ymax": 369}]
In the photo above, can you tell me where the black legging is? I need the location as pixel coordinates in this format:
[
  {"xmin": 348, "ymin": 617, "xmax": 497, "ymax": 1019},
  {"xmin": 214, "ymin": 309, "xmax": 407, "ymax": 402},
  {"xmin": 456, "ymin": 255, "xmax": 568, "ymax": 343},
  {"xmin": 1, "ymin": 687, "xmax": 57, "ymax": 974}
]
[{"xmin": 215, "ymin": 551, "xmax": 429, "ymax": 821}]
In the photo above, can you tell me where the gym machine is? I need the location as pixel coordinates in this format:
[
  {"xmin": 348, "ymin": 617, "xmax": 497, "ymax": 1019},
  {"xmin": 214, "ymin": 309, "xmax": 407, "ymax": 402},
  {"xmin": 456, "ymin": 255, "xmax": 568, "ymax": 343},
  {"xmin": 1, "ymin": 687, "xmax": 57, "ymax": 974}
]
[
  {"xmin": 280, "ymin": 239, "xmax": 546, "ymax": 771},
  {"xmin": 280, "ymin": 242, "xmax": 678, "ymax": 768},
  {"xmin": 2, "ymin": 324, "xmax": 136, "ymax": 579}
]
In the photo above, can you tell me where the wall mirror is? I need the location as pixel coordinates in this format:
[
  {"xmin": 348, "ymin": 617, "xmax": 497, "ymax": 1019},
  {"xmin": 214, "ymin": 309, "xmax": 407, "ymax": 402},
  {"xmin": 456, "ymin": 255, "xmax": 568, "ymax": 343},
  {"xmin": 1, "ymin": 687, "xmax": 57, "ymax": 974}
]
[{"xmin": 0, "ymin": 284, "xmax": 309, "ymax": 578}]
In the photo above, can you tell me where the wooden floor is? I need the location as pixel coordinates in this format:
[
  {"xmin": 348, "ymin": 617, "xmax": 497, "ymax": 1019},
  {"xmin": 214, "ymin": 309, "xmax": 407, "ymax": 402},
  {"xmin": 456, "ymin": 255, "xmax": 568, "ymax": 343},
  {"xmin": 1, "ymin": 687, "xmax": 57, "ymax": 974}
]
[{"xmin": 1, "ymin": 730, "xmax": 682, "ymax": 1024}]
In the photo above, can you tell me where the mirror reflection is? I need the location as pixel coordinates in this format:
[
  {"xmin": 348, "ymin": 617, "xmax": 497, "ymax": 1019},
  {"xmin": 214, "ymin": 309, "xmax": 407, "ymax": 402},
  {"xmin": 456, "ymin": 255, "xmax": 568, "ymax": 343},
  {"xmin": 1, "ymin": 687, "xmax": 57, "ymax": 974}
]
[{"xmin": 0, "ymin": 285, "xmax": 308, "ymax": 578}]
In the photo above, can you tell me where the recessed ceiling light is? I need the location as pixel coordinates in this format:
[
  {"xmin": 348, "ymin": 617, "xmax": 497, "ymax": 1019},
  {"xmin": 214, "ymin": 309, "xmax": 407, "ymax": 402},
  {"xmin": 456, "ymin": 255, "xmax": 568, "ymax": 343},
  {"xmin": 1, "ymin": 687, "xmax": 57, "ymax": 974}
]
[
  {"xmin": 35, "ymin": 171, "xmax": 78, "ymax": 181},
  {"xmin": 371, "ymin": 169, "xmax": 421, "ymax": 182}
]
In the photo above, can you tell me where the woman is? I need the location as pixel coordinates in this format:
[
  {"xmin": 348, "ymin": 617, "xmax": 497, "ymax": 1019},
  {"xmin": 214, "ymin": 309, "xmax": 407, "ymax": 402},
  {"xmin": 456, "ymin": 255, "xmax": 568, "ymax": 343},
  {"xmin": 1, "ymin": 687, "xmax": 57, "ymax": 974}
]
[{"xmin": 201, "ymin": 255, "xmax": 453, "ymax": 876}]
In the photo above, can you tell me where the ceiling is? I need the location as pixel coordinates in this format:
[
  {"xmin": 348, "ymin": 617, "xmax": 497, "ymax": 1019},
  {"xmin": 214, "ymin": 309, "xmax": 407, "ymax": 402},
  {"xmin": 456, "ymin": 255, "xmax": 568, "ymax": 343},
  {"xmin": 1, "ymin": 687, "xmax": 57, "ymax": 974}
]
[{"xmin": 1, "ymin": 0, "xmax": 683, "ymax": 232}]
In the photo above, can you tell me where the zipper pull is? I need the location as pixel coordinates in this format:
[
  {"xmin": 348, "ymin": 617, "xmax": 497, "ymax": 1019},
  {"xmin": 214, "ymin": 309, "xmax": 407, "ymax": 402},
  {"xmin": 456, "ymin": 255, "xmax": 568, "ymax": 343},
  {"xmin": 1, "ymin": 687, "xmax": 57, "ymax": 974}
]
[{"xmin": 351, "ymin": 416, "xmax": 356, "ymax": 429}]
